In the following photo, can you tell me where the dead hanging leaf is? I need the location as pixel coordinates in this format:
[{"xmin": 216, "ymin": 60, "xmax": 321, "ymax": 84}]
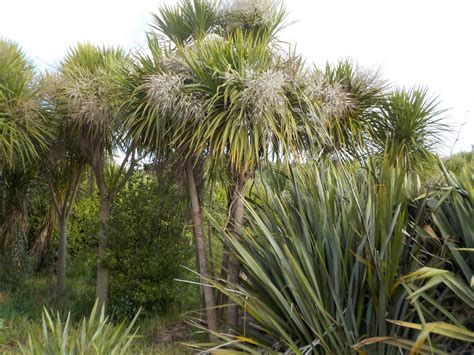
[{"xmin": 423, "ymin": 224, "xmax": 439, "ymax": 240}]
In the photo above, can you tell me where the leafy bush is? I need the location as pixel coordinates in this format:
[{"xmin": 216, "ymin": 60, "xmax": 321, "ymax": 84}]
[
  {"xmin": 445, "ymin": 151, "xmax": 473, "ymax": 176},
  {"xmin": 19, "ymin": 301, "xmax": 139, "ymax": 354},
  {"xmin": 108, "ymin": 172, "xmax": 194, "ymax": 318},
  {"xmin": 68, "ymin": 191, "xmax": 100, "ymax": 255},
  {"xmin": 0, "ymin": 318, "xmax": 5, "ymax": 346},
  {"xmin": 0, "ymin": 237, "xmax": 32, "ymax": 290},
  {"xmin": 65, "ymin": 170, "xmax": 196, "ymax": 317}
]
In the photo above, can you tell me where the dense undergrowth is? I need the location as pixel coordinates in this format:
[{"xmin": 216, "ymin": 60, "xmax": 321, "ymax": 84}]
[{"xmin": 0, "ymin": 170, "xmax": 203, "ymax": 353}]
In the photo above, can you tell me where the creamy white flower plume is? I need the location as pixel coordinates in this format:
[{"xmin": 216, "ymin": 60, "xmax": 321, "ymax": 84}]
[
  {"xmin": 145, "ymin": 73, "xmax": 204, "ymax": 121},
  {"xmin": 304, "ymin": 73, "xmax": 353, "ymax": 120},
  {"xmin": 145, "ymin": 73, "xmax": 184, "ymax": 115},
  {"xmin": 159, "ymin": 56, "xmax": 192, "ymax": 78},
  {"xmin": 64, "ymin": 71, "xmax": 118, "ymax": 128},
  {"xmin": 221, "ymin": 0, "xmax": 276, "ymax": 28},
  {"xmin": 323, "ymin": 82, "xmax": 353, "ymax": 117},
  {"xmin": 237, "ymin": 69, "xmax": 288, "ymax": 121},
  {"xmin": 202, "ymin": 33, "xmax": 225, "ymax": 44}
]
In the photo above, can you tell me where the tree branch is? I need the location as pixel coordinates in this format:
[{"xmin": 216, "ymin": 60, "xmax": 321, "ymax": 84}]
[
  {"xmin": 65, "ymin": 167, "xmax": 83, "ymax": 218},
  {"xmin": 115, "ymin": 145, "xmax": 134, "ymax": 179},
  {"xmin": 47, "ymin": 176, "xmax": 62, "ymax": 217},
  {"xmin": 92, "ymin": 151, "xmax": 108, "ymax": 201},
  {"xmin": 110, "ymin": 148, "xmax": 140, "ymax": 200}
]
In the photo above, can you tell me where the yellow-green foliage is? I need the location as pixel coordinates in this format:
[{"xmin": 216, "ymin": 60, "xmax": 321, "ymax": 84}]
[
  {"xmin": 445, "ymin": 151, "xmax": 473, "ymax": 181},
  {"xmin": 19, "ymin": 301, "xmax": 139, "ymax": 355}
]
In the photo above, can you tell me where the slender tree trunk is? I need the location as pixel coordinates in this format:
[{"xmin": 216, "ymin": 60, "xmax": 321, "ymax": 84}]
[
  {"xmin": 56, "ymin": 214, "xmax": 68, "ymax": 296},
  {"xmin": 186, "ymin": 163, "xmax": 219, "ymax": 339},
  {"xmin": 92, "ymin": 148, "xmax": 136, "ymax": 307},
  {"xmin": 195, "ymin": 165, "xmax": 208, "ymax": 311},
  {"xmin": 48, "ymin": 167, "xmax": 83, "ymax": 299},
  {"xmin": 207, "ymin": 223, "xmax": 214, "ymax": 278},
  {"xmin": 191, "ymin": 225, "xmax": 206, "ymax": 311},
  {"xmin": 216, "ymin": 240, "xmax": 230, "ymax": 320},
  {"xmin": 216, "ymin": 184, "xmax": 234, "ymax": 318},
  {"xmin": 29, "ymin": 215, "xmax": 53, "ymax": 271},
  {"xmin": 207, "ymin": 183, "xmax": 214, "ymax": 277},
  {"xmin": 91, "ymin": 153, "xmax": 111, "ymax": 308},
  {"xmin": 1, "ymin": 174, "xmax": 5, "ymax": 218},
  {"xmin": 96, "ymin": 196, "xmax": 111, "ymax": 307},
  {"xmin": 226, "ymin": 173, "xmax": 248, "ymax": 331}
]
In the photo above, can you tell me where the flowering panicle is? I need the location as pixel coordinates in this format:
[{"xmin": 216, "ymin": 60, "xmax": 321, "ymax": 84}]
[
  {"xmin": 160, "ymin": 56, "xmax": 193, "ymax": 78},
  {"xmin": 145, "ymin": 73, "xmax": 184, "ymax": 116},
  {"xmin": 60, "ymin": 65, "xmax": 125, "ymax": 134},
  {"xmin": 228, "ymin": 68, "xmax": 288, "ymax": 122},
  {"xmin": 65, "ymin": 82, "xmax": 108, "ymax": 128},
  {"xmin": 145, "ymin": 73, "xmax": 204, "ymax": 121},
  {"xmin": 304, "ymin": 73, "xmax": 353, "ymax": 121},
  {"xmin": 221, "ymin": 0, "xmax": 276, "ymax": 29}
]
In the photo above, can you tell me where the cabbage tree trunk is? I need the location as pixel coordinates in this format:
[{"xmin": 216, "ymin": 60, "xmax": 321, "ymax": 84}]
[
  {"xmin": 96, "ymin": 196, "xmax": 111, "ymax": 306},
  {"xmin": 29, "ymin": 214, "xmax": 53, "ymax": 271},
  {"xmin": 92, "ymin": 148, "xmax": 138, "ymax": 308},
  {"xmin": 47, "ymin": 169, "xmax": 82, "ymax": 298},
  {"xmin": 186, "ymin": 162, "xmax": 218, "ymax": 339},
  {"xmin": 56, "ymin": 214, "xmax": 68, "ymax": 296},
  {"xmin": 226, "ymin": 172, "xmax": 248, "ymax": 330}
]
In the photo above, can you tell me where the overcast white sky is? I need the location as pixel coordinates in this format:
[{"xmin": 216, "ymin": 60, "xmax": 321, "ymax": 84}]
[{"xmin": 1, "ymin": 0, "xmax": 473, "ymax": 154}]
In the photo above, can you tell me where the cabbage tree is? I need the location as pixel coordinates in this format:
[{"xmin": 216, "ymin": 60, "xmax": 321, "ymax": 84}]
[
  {"xmin": 179, "ymin": 0, "xmax": 306, "ymax": 328},
  {"xmin": 126, "ymin": 0, "xmax": 221, "ymax": 335},
  {"xmin": 0, "ymin": 40, "xmax": 50, "ymax": 253},
  {"xmin": 59, "ymin": 43, "xmax": 139, "ymax": 305}
]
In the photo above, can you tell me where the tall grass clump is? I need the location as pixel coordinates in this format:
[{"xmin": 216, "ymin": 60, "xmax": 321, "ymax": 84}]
[
  {"xmin": 430, "ymin": 165, "xmax": 473, "ymax": 287},
  {"xmin": 195, "ymin": 160, "xmax": 473, "ymax": 354},
  {"xmin": 19, "ymin": 301, "xmax": 140, "ymax": 354}
]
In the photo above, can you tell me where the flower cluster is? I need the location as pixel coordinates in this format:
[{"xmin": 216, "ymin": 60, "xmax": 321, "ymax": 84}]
[
  {"xmin": 145, "ymin": 73, "xmax": 184, "ymax": 117},
  {"xmin": 304, "ymin": 73, "xmax": 353, "ymax": 121},
  {"xmin": 239, "ymin": 69, "xmax": 288, "ymax": 121},
  {"xmin": 145, "ymin": 73, "xmax": 204, "ymax": 121},
  {"xmin": 64, "ymin": 76, "xmax": 113, "ymax": 128},
  {"xmin": 221, "ymin": 0, "xmax": 276, "ymax": 29},
  {"xmin": 160, "ymin": 56, "xmax": 193, "ymax": 78}
]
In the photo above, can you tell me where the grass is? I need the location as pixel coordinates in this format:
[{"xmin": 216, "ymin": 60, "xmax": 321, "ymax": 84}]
[
  {"xmin": 199, "ymin": 161, "xmax": 474, "ymax": 353},
  {"xmin": 0, "ymin": 275, "xmax": 198, "ymax": 354}
]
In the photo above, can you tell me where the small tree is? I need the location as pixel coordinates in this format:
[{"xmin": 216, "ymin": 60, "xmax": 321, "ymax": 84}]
[
  {"xmin": 374, "ymin": 87, "xmax": 445, "ymax": 172},
  {"xmin": 58, "ymin": 43, "xmax": 139, "ymax": 306},
  {"xmin": 36, "ymin": 73, "xmax": 87, "ymax": 297},
  {"xmin": 127, "ymin": 0, "xmax": 221, "ymax": 336},
  {"xmin": 180, "ymin": 0, "xmax": 306, "ymax": 328},
  {"xmin": 0, "ymin": 39, "xmax": 50, "ymax": 168},
  {"xmin": 108, "ymin": 171, "xmax": 193, "ymax": 317},
  {"xmin": 0, "ymin": 40, "xmax": 50, "ymax": 267}
]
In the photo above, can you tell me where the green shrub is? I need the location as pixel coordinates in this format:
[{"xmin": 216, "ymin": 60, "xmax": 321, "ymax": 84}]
[
  {"xmin": 0, "ymin": 239, "xmax": 32, "ymax": 290},
  {"xmin": 66, "ymin": 169, "xmax": 196, "ymax": 318},
  {"xmin": 0, "ymin": 318, "xmax": 5, "ymax": 346},
  {"xmin": 19, "ymin": 301, "xmax": 139, "ymax": 354},
  {"xmin": 108, "ymin": 172, "xmax": 194, "ymax": 318},
  {"xmin": 68, "ymin": 192, "xmax": 100, "ymax": 255},
  {"xmin": 445, "ymin": 151, "xmax": 473, "ymax": 176}
]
